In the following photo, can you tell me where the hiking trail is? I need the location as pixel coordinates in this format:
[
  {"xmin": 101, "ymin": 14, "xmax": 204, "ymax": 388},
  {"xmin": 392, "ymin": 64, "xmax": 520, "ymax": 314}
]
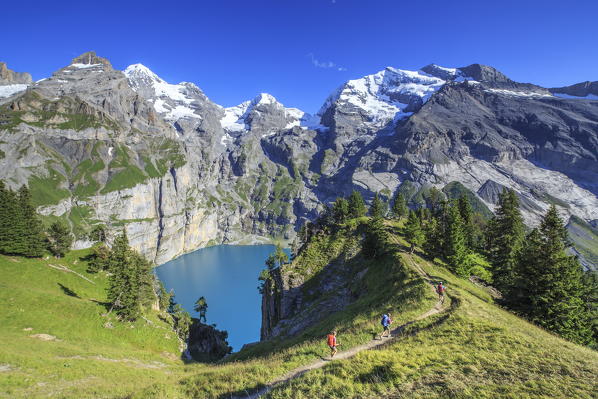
[{"xmin": 233, "ymin": 251, "xmax": 447, "ymax": 399}]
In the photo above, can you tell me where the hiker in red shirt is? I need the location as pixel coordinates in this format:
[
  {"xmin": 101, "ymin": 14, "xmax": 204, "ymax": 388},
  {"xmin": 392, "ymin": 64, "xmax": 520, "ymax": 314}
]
[
  {"xmin": 327, "ymin": 330, "xmax": 340, "ymax": 358},
  {"xmin": 437, "ymin": 282, "xmax": 446, "ymax": 303}
]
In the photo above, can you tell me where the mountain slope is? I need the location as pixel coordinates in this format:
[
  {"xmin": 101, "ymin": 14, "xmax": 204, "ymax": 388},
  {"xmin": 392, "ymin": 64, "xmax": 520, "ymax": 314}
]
[
  {"xmin": 0, "ymin": 250, "xmax": 190, "ymax": 398},
  {"xmin": 0, "ymin": 53, "xmax": 597, "ymax": 268}
]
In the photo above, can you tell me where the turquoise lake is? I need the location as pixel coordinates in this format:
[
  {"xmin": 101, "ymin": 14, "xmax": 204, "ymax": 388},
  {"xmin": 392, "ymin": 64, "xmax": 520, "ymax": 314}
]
[{"xmin": 155, "ymin": 244, "xmax": 281, "ymax": 351}]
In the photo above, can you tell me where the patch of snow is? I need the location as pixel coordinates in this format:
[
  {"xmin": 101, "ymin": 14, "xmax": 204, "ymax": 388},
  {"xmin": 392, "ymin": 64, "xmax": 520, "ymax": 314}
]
[
  {"xmin": 220, "ymin": 100, "xmax": 251, "ymax": 132},
  {"xmin": 552, "ymin": 93, "xmax": 598, "ymax": 100},
  {"xmin": 167, "ymin": 105, "xmax": 199, "ymax": 120},
  {"xmin": 71, "ymin": 63, "xmax": 103, "ymax": 69},
  {"xmin": 36, "ymin": 78, "xmax": 47, "ymax": 83},
  {"xmin": 484, "ymin": 88, "xmax": 553, "ymax": 98},
  {"xmin": 0, "ymin": 84, "xmax": 28, "ymax": 98},
  {"xmin": 108, "ymin": 147, "xmax": 113, "ymax": 157}
]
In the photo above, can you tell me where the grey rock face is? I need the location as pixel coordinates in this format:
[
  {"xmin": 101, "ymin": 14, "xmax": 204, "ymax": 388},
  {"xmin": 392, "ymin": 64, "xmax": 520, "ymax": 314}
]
[
  {"xmin": 0, "ymin": 62, "xmax": 32, "ymax": 85},
  {"xmin": 550, "ymin": 81, "xmax": 598, "ymax": 97},
  {"xmin": 1, "ymin": 53, "xmax": 597, "ymax": 269}
]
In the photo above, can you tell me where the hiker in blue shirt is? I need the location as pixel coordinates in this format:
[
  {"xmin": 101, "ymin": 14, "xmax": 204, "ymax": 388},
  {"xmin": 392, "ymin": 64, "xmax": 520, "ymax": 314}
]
[{"xmin": 379, "ymin": 313, "xmax": 392, "ymax": 339}]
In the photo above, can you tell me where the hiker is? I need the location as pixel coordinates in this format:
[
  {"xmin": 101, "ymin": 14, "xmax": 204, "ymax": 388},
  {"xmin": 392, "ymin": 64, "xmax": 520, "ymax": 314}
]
[
  {"xmin": 327, "ymin": 330, "xmax": 340, "ymax": 358},
  {"xmin": 380, "ymin": 313, "xmax": 392, "ymax": 339},
  {"xmin": 437, "ymin": 282, "xmax": 446, "ymax": 303}
]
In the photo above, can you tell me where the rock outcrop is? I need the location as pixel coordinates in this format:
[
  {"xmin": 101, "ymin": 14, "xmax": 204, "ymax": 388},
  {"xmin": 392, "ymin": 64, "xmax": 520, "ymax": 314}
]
[{"xmin": 0, "ymin": 52, "xmax": 596, "ymax": 268}]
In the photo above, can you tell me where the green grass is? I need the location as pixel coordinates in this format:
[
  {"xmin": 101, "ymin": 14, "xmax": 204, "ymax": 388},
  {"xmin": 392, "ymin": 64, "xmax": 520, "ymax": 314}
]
[
  {"xmin": 27, "ymin": 167, "xmax": 71, "ymax": 207},
  {"xmin": 0, "ymin": 250, "xmax": 191, "ymax": 398},
  {"xmin": 442, "ymin": 181, "xmax": 493, "ymax": 219},
  {"xmin": 100, "ymin": 166, "xmax": 148, "ymax": 194},
  {"xmin": 567, "ymin": 215, "xmax": 598, "ymax": 270},
  {"xmin": 2, "ymin": 217, "xmax": 597, "ymax": 398}
]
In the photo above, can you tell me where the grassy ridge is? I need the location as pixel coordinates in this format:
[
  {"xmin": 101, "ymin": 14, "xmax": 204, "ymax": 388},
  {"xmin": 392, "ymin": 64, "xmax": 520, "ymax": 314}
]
[
  {"xmin": 0, "ymin": 250, "xmax": 192, "ymax": 398},
  {"xmin": 262, "ymin": 231, "xmax": 598, "ymax": 399}
]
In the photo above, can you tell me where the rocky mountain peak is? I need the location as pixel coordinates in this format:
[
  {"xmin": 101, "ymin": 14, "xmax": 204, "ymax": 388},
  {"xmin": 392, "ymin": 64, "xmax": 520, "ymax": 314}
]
[
  {"xmin": 457, "ymin": 64, "xmax": 510, "ymax": 83},
  {"xmin": 550, "ymin": 81, "xmax": 598, "ymax": 99},
  {"xmin": 70, "ymin": 51, "xmax": 113, "ymax": 70},
  {"xmin": 0, "ymin": 62, "xmax": 32, "ymax": 85}
]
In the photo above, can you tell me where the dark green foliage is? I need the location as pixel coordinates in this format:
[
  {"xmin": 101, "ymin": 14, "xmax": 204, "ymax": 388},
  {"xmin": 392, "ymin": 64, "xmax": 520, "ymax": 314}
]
[
  {"xmin": 370, "ymin": 192, "xmax": 387, "ymax": 219},
  {"xmin": 391, "ymin": 192, "xmax": 407, "ymax": 220},
  {"xmin": 0, "ymin": 183, "xmax": 45, "ymax": 257},
  {"xmin": 332, "ymin": 197, "xmax": 350, "ymax": 224},
  {"xmin": 444, "ymin": 203, "xmax": 468, "ymax": 273},
  {"xmin": 89, "ymin": 224, "xmax": 107, "ymax": 242},
  {"xmin": 423, "ymin": 217, "xmax": 443, "ymax": 259},
  {"xmin": 46, "ymin": 221, "xmax": 73, "ymax": 258},
  {"xmin": 485, "ymin": 189, "xmax": 525, "ymax": 295},
  {"xmin": 516, "ymin": 206, "xmax": 594, "ymax": 346},
  {"xmin": 86, "ymin": 242, "xmax": 110, "ymax": 273},
  {"xmin": 404, "ymin": 211, "xmax": 424, "ymax": 253},
  {"xmin": 424, "ymin": 187, "xmax": 445, "ymax": 213},
  {"xmin": 157, "ymin": 282, "xmax": 173, "ymax": 312},
  {"xmin": 194, "ymin": 296, "xmax": 208, "ymax": 323},
  {"xmin": 581, "ymin": 270, "xmax": 598, "ymax": 347},
  {"xmin": 171, "ymin": 303, "xmax": 192, "ymax": 340},
  {"xmin": 17, "ymin": 186, "xmax": 45, "ymax": 257},
  {"xmin": 442, "ymin": 181, "xmax": 493, "ymax": 219},
  {"xmin": 106, "ymin": 231, "xmax": 155, "ymax": 322},
  {"xmin": 348, "ymin": 190, "xmax": 366, "ymax": 218},
  {"xmin": 457, "ymin": 195, "xmax": 475, "ymax": 249},
  {"xmin": 259, "ymin": 244, "xmax": 289, "ymax": 293},
  {"xmin": 363, "ymin": 217, "xmax": 388, "ymax": 259}
]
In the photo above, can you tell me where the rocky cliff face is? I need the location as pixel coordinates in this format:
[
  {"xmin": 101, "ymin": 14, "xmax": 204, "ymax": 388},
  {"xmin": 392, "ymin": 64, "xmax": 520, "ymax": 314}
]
[{"xmin": 1, "ymin": 53, "xmax": 597, "ymax": 267}]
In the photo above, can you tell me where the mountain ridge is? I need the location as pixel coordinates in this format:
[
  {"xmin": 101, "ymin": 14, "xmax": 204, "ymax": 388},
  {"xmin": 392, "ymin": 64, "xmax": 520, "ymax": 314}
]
[{"xmin": 0, "ymin": 52, "xmax": 596, "ymax": 268}]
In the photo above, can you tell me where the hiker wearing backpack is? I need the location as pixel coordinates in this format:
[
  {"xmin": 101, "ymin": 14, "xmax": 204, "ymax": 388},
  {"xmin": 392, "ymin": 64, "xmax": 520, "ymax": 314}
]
[
  {"xmin": 380, "ymin": 313, "xmax": 392, "ymax": 339},
  {"xmin": 437, "ymin": 282, "xmax": 446, "ymax": 303},
  {"xmin": 327, "ymin": 330, "xmax": 340, "ymax": 358}
]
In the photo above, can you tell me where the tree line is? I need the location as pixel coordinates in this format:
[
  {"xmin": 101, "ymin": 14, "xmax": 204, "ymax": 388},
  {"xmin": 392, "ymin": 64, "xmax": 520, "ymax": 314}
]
[{"xmin": 294, "ymin": 187, "xmax": 596, "ymax": 347}]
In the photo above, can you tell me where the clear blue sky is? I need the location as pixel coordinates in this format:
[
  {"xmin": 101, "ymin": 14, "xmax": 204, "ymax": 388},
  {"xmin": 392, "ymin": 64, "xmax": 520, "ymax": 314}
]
[{"xmin": 1, "ymin": 0, "xmax": 597, "ymax": 113}]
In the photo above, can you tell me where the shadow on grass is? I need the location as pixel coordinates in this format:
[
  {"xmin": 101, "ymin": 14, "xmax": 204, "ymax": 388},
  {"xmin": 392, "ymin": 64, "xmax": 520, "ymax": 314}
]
[{"xmin": 58, "ymin": 283, "xmax": 80, "ymax": 298}]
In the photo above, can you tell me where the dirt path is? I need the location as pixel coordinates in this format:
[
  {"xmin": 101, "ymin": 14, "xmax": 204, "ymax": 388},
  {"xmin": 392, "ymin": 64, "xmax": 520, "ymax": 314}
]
[{"xmin": 234, "ymin": 252, "xmax": 445, "ymax": 399}]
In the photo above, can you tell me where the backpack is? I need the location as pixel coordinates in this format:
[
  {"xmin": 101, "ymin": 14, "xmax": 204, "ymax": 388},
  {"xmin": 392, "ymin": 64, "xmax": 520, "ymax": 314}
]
[
  {"xmin": 327, "ymin": 334, "xmax": 335, "ymax": 346},
  {"xmin": 437, "ymin": 285, "xmax": 445, "ymax": 294},
  {"xmin": 381, "ymin": 315, "xmax": 388, "ymax": 326}
]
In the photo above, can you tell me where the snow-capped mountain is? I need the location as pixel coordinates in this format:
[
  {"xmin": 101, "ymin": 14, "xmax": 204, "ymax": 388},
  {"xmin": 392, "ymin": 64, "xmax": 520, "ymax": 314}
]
[
  {"xmin": 125, "ymin": 63, "xmax": 208, "ymax": 121},
  {"xmin": 1, "ymin": 52, "xmax": 597, "ymax": 269}
]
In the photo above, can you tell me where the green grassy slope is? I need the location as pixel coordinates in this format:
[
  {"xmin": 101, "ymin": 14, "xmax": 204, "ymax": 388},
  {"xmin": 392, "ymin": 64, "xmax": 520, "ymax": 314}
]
[
  {"xmin": 0, "ymin": 250, "xmax": 192, "ymax": 398},
  {"xmin": 568, "ymin": 216, "xmax": 598, "ymax": 271},
  {"xmin": 262, "ymin": 229, "xmax": 598, "ymax": 399},
  {"xmin": 2, "ymin": 219, "xmax": 597, "ymax": 399}
]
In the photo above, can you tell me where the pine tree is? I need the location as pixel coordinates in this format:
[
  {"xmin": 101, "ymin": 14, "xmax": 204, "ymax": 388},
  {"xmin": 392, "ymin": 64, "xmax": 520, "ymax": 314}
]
[
  {"xmin": 391, "ymin": 192, "xmax": 407, "ymax": 220},
  {"xmin": 485, "ymin": 189, "xmax": 524, "ymax": 295},
  {"xmin": 46, "ymin": 221, "xmax": 73, "ymax": 257},
  {"xmin": 17, "ymin": 186, "xmax": 44, "ymax": 257},
  {"xmin": 370, "ymin": 192, "xmax": 386, "ymax": 219},
  {"xmin": 348, "ymin": 190, "xmax": 366, "ymax": 218},
  {"xmin": 404, "ymin": 210, "xmax": 425, "ymax": 253},
  {"xmin": 444, "ymin": 203, "xmax": 468, "ymax": 274},
  {"xmin": 363, "ymin": 216, "xmax": 388, "ymax": 258},
  {"xmin": 87, "ymin": 242, "xmax": 110, "ymax": 273},
  {"xmin": 157, "ymin": 282, "xmax": 172, "ymax": 312},
  {"xmin": 171, "ymin": 303, "xmax": 192, "ymax": 340},
  {"xmin": 423, "ymin": 216, "xmax": 443, "ymax": 260},
  {"xmin": 194, "ymin": 296, "xmax": 208, "ymax": 323},
  {"xmin": 107, "ymin": 231, "xmax": 141, "ymax": 321},
  {"xmin": 332, "ymin": 197, "xmax": 349, "ymax": 224},
  {"xmin": 0, "ymin": 182, "xmax": 21, "ymax": 255},
  {"xmin": 518, "ymin": 206, "xmax": 593, "ymax": 345},
  {"xmin": 425, "ymin": 187, "xmax": 444, "ymax": 213},
  {"xmin": 457, "ymin": 195, "xmax": 475, "ymax": 250},
  {"xmin": 133, "ymin": 251, "xmax": 155, "ymax": 309}
]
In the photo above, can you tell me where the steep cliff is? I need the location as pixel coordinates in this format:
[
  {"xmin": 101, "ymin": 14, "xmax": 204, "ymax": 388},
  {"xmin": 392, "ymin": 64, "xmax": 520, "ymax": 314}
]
[{"xmin": 1, "ymin": 53, "xmax": 597, "ymax": 267}]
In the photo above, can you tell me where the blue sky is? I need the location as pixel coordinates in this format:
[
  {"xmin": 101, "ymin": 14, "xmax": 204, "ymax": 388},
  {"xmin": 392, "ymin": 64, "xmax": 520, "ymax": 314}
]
[{"xmin": 1, "ymin": 0, "xmax": 597, "ymax": 113}]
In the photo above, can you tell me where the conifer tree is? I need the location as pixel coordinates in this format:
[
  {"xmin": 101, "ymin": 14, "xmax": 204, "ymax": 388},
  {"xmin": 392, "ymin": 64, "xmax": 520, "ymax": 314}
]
[
  {"xmin": 332, "ymin": 197, "xmax": 349, "ymax": 224},
  {"xmin": 404, "ymin": 210, "xmax": 424, "ymax": 253},
  {"xmin": 348, "ymin": 190, "xmax": 366, "ymax": 218},
  {"xmin": 457, "ymin": 195, "xmax": 476, "ymax": 250},
  {"xmin": 17, "ymin": 186, "xmax": 44, "ymax": 257},
  {"xmin": 363, "ymin": 216, "xmax": 388, "ymax": 258},
  {"xmin": 107, "ymin": 231, "xmax": 141, "ymax": 321},
  {"xmin": 391, "ymin": 192, "xmax": 407, "ymax": 220},
  {"xmin": 46, "ymin": 221, "xmax": 72, "ymax": 258},
  {"xmin": 423, "ymin": 217, "xmax": 443, "ymax": 260},
  {"xmin": 370, "ymin": 192, "xmax": 386, "ymax": 219},
  {"xmin": 87, "ymin": 242, "xmax": 110, "ymax": 273},
  {"xmin": 485, "ymin": 188, "xmax": 524, "ymax": 295},
  {"xmin": 157, "ymin": 282, "xmax": 172, "ymax": 312},
  {"xmin": 517, "ymin": 206, "xmax": 593, "ymax": 345},
  {"xmin": 444, "ymin": 203, "xmax": 468, "ymax": 273},
  {"xmin": 425, "ymin": 187, "xmax": 444, "ymax": 213},
  {"xmin": 0, "ymin": 182, "xmax": 21, "ymax": 255},
  {"xmin": 194, "ymin": 296, "xmax": 208, "ymax": 323}
]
